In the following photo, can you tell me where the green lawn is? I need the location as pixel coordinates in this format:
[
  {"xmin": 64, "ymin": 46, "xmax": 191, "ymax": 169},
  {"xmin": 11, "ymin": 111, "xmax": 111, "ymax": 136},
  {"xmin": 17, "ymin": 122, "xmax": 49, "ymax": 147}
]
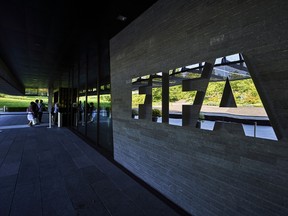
[
  {"xmin": 0, "ymin": 95, "xmax": 48, "ymax": 110},
  {"xmin": 0, "ymin": 94, "xmax": 111, "ymax": 111}
]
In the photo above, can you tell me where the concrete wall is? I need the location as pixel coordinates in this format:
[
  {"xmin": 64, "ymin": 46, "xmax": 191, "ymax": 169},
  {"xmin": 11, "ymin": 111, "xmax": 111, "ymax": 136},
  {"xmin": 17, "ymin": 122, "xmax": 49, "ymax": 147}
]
[{"xmin": 110, "ymin": 0, "xmax": 288, "ymax": 215}]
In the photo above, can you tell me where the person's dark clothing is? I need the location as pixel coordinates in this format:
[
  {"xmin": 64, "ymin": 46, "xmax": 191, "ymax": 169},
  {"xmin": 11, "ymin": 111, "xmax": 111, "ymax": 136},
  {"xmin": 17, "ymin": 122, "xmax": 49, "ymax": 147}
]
[
  {"xmin": 31, "ymin": 102, "xmax": 38, "ymax": 118},
  {"xmin": 38, "ymin": 100, "xmax": 44, "ymax": 123}
]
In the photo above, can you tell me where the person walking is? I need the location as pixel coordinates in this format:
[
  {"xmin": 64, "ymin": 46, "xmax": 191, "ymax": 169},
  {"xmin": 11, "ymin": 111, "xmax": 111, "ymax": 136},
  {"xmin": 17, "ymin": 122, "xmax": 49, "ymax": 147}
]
[
  {"xmin": 38, "ymin": 99, "xmax": 45, "ymax": 123},
  {"xmin": 78, "ymin": 100, "xmax": 84, "ymax": 123},
  {"xmin": 27, "ymin": 101, "xmax": 34, "ymax": 126},
  {"xmin": 31, "ymin": 100, "xmax": 39, "ymax": 125},
  {"xmin": 53, "ymin": 102, "xmax": 59, "ymax": 125},
  {"xmin": 88, "ymin": 102, "xmax": 96, "ymax": 123},
  {"xmin": 33, "ymin": 99, "xmax": 39, "ymax": 124}
]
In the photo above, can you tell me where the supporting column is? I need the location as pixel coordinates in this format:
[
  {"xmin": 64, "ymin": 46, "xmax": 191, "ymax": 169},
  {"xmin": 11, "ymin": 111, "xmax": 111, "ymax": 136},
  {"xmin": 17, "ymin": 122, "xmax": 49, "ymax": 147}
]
[
  {"xmin": 138, "ymin": 76, "xmax": 152, "ymax": 120},
  {"xmin": 162, "ymin": 72, "xmax": 169, "ymax": 123},
  {"xmin": 182, "ymin": 62, "xmax": 213, "ymax": 127},
  {"xmin": 47, "ymin": 87, "xmax": 53, "ymax": 128}
]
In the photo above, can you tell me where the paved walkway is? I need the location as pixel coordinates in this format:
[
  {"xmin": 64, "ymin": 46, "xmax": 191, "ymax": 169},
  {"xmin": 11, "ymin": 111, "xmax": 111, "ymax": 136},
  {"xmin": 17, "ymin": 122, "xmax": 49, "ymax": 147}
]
[
  {"xmin": 0, "ymin": 126, "xmax": 186, "ymax": 216},
  {"xmin": 169, "ymin": 103, "xmax": 267, "ymax": 117}
]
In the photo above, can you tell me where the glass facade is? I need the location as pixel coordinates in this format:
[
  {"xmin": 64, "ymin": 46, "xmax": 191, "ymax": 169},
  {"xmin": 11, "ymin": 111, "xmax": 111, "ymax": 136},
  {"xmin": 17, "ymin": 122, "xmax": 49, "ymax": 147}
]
[{"xmin": 66, "ymin": 39, "xmax": 113, "ymax": 155}]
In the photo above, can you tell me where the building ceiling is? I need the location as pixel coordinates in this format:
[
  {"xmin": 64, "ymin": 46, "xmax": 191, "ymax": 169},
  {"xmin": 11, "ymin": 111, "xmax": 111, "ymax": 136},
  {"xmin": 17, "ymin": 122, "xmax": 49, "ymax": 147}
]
[{"xmin": 0, "ymin": 0, "xmax": 158, "ymax": 95}]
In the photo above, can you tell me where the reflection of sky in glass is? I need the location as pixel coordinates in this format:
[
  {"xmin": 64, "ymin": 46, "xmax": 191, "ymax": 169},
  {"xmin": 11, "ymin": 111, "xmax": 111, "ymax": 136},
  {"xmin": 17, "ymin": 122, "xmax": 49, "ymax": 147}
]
[
  {"xmin": 141, "ymin": 75, "xmax": 150, "ymax": 79},
  {"xmin": 156, "ymin": 72, "xmax": 162, "ymax": 76},
  {"xmin": 215, "ymin": 53, "xmax": 241, "ymax": 64},
  {"xmin": 226, "ymin": 53, "xmax": 240, "ymax": 61},
  {"xmin": 132, "ymin": 53, "xmax": 250, "ymax": 88},
  {"xmin": 213, "ymin": 53, "xmax": 249, "ymax": 81},
  {"xmin": 186, "ymin": 63, "xmax": 204, "ymax": 69}
]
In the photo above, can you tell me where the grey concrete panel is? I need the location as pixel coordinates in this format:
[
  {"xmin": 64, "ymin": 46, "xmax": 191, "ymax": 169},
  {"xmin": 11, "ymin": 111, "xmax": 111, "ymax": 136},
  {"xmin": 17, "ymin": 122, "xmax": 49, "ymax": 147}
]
[
  {"xmin": 110, "ymin": 0, "xmax": 288, "ymax": 214},
  {"xmin": 10, "ymin": 182, "xmax": 42, "ymax": 216},
  {"xmin": 0, "ymin": 162, "xmax": 20, "ymax": 177},
  {"xmin": 0, "ymin": 126, "xmax": 181, "ymax": 215},
  {"xmin": 91, "ymin": 179, "xmax": 147, "ymax": 216},
  {"xmin": 0, "ymin": 191, "xmax": 14, "ymax": 216},
  {"xmin": 42, "ymin": 195, "xmax": 76, "ymax": 216}
]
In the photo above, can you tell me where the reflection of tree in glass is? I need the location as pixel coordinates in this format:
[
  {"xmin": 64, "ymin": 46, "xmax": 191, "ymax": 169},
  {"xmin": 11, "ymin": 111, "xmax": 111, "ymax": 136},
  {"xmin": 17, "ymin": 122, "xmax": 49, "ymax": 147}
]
[
  {"xmin": 150, "ymin": 78, "xmax": 263, "ymax": 107},
  {"xmin": 203, "ymin": 78, "xmax": 263, "ymax": 107}
]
